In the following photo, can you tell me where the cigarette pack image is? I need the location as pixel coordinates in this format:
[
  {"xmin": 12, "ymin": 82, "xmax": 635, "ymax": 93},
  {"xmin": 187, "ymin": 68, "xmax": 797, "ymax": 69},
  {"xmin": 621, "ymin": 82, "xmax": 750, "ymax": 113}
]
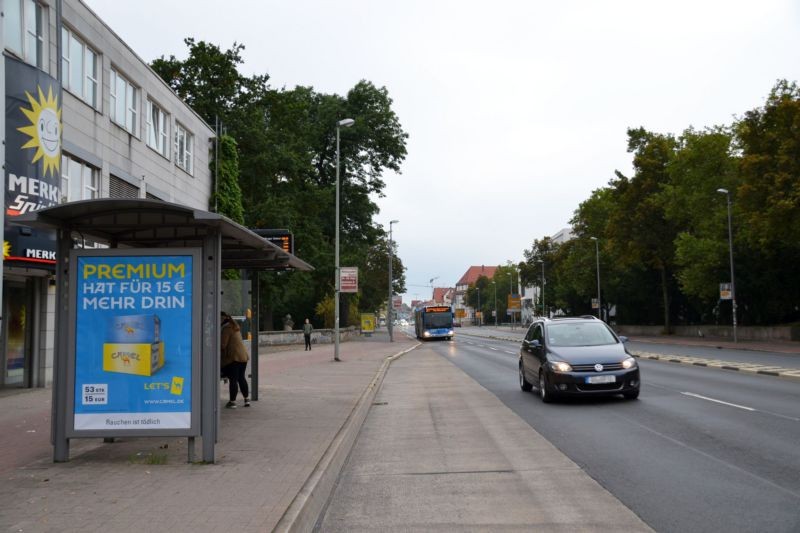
[
  {"xmin": 102, "ymin": 341, "xmax": 164, "ymax": 376},
  {"xmin": 107, "ymin": 314, "xmax": 161, "ymax": 344}
]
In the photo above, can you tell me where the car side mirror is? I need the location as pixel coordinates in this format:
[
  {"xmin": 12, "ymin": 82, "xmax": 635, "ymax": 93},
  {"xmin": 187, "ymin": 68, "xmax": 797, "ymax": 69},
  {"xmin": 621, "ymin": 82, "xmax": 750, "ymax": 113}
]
[
  {"xmin": 619, "ymin": 335, "xmax": 629, "ymax": 343},
  {"xmin": 530, "ymin": 339, "xmax": 541, "ymax": 348}
]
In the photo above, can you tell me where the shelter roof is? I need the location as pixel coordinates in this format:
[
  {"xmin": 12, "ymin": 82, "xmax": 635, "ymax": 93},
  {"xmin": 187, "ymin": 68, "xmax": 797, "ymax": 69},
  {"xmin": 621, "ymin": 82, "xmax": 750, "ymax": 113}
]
[{"xmin": 13, "ymin": 199, "xmax": 313, "ymax": 271}]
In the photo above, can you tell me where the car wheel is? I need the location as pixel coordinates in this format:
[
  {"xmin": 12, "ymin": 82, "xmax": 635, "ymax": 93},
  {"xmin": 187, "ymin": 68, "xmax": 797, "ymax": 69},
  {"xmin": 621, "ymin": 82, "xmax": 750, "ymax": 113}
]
[
  {"xmin": 539, "ymin": 371, "xmax": 554, "ymax": 403},
  {"xmin": 519, "ymin": 363, "xmax": 533, "ymax": 392},
  {"xmin": 623, "ymin": 389, "xmax": 640, "ymax": 400}
]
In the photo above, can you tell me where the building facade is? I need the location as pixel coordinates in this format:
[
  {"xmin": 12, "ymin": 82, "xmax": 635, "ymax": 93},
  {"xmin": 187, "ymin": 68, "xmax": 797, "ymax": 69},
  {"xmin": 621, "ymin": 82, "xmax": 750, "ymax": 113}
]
[
  {"xmin": 2, "ymin": 0, "xmax": 215, "ymax": 388},
  {"xmin": 453, "ymin": 265, "xmax": 497, "ymax": 325}
]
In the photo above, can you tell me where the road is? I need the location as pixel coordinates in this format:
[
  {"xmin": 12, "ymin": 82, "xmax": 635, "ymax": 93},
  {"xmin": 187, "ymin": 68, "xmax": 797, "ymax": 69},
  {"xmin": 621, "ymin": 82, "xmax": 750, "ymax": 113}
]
[{"xmin": 435, "ymin": 334, "xmax": 800, "ymax": 532}]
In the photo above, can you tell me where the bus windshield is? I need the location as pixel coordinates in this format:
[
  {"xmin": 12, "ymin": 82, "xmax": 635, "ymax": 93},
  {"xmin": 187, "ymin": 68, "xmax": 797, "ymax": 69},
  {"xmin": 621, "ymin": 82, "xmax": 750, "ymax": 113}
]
[{"xmin": 424, "ymin": 312, "xmax": 452, "ymax": 329}]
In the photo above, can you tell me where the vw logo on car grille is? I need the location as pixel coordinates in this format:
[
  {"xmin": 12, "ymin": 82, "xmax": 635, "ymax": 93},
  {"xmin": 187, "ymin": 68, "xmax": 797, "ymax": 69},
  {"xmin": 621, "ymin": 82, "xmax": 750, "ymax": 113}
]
[{"xmin": 594, "ymin": 363, "xmax": 604, "ymax": 372}]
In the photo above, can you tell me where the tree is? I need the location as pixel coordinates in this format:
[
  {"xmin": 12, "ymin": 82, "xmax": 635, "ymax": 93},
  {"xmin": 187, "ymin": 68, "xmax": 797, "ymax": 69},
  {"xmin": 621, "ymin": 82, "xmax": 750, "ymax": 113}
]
[
  {"xmin": 151, "ymin": 40, "xmax": 408, "ymax": 330},
  {"xmin": 210, "ymin": 135, "xmax": 244, "ymax": 223},
  {"xmin": 660, "ymin": 128, "xmax": 737, "ymax": 320},
  {"xmin": 733, "ymin": 80, "xmax": 800, "ymax": 323},
  {"xmin": 606, "ymin": 128, "xmax": 681, "ymax": 332}
]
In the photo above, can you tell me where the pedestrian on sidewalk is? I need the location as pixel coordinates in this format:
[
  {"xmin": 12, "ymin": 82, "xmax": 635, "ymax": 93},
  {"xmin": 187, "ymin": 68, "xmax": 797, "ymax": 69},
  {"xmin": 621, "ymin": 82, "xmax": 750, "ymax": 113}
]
[
  {"xmin": 221, "ymin": 311, "xmax": 250, "ymax": 408},
  {"xmin": 303, "ymin": 318, "xmax": 313, "ymax": 351}
]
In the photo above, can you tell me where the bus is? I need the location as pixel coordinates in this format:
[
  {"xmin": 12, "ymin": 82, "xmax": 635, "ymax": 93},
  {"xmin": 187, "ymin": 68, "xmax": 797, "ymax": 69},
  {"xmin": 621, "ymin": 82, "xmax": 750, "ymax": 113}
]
[{"xmin": 414, "ymin": 305, "xmax": 455, "ymax": 340}]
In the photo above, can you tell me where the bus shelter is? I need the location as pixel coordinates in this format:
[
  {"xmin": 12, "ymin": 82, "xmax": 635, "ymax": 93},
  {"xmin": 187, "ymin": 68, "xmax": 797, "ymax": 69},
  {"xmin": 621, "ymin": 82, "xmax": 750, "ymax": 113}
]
[{"xmin": 14, "ymin": 199, "xmax": 313, "ymax": 463}]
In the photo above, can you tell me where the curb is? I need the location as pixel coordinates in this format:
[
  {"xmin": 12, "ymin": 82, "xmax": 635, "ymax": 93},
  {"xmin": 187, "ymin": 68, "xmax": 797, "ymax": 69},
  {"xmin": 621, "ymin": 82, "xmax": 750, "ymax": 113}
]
[
  {"xmin": 273, "ymin": 342, "xmax": 420, "ymax": 532},
  {"xmin": 632, "ymin": 351, "xmax": 800, "ymax": 384}
]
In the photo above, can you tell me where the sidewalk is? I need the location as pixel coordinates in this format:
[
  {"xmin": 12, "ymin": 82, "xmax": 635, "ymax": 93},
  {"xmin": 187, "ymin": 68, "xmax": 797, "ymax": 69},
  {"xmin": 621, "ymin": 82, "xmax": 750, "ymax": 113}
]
[
  {"xmin": 0, "ymin": 332, "xmax": 415, "ymax": 533},
  {"xmin": 318, "ymin": 344, "xmax": 653, "ymax": 531}
]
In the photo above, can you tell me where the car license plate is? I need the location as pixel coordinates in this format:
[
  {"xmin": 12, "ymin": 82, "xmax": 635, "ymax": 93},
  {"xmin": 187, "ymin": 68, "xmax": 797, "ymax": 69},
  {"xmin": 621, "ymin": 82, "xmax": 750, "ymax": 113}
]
[{"xmin": 586, "ymin": 375, "xmax": 616, "ymax": 384}]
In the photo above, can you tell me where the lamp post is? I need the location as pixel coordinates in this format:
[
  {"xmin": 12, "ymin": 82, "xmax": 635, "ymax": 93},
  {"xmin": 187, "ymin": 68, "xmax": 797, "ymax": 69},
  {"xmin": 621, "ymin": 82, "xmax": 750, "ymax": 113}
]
[
  {"xmin": 590, "ymin": 237, "xmax": 601, "ymax": 321},
  {"xmin": 476, "ymin": 286, "xmax": 481, "ymax": 326},
  {"xmin": 334, "ymin": 118, "xmax": 354, "ymax": 362},
  {"xmin": 388, "ymin": 219, "xmax": 399, "ymax": 342},
  {"xmin": 717, "ymin": 188, "xmax": 737, "ymax": 343},
  {"xmin": 537, "ymin": 260, "xmax": 545, "ymax": 317},
  {"xmin": 508, "ymin": 265, "xmax": 514, "ymax": 329},
  {"xmin": 492, "ymin": 281, "xmax": 497, "ymax": 326}
]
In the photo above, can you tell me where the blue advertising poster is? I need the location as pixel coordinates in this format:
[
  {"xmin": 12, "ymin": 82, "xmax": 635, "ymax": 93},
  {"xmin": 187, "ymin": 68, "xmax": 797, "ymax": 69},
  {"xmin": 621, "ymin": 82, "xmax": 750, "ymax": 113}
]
[{"xmin": 73, "ymin": 254, "xmax": 193, "ymax": 430}]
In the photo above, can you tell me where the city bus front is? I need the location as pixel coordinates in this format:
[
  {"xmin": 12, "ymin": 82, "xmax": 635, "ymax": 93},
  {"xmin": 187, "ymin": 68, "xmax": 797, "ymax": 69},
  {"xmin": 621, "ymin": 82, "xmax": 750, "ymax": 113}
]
[{"xmin": 420, "ymin": 307, "xmax": 455, "ymax": 340}]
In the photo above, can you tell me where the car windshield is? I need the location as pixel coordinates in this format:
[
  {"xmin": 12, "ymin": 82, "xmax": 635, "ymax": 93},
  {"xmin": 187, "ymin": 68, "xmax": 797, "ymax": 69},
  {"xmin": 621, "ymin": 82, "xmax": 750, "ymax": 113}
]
[{"xmin": 546, "ymin": 322, "xmax": 618, "ymax": 347}]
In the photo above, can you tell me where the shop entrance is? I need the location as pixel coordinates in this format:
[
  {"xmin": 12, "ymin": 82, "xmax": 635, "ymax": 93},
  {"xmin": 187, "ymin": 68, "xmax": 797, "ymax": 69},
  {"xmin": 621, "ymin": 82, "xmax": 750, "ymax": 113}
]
[{"xmin": 1, "ymin": 280, "xmax": 31, "ymax": 388}]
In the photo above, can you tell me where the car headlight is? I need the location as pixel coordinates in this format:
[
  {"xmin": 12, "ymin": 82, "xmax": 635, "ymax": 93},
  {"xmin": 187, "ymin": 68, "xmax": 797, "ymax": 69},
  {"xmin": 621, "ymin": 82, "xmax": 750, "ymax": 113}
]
[
  {"xmin": 622, "ymin": 357, "xmax": 637, "ymax": 369},
  {"xmin": 423, "ymin": 331, "xmax": 431, "ymax": 337},
  {"xmin": 448, "ymin": 330, "xmax": 454, "ymax": 335},
  {"xmin": 550, "ymin": 361, "xmax": 572, "ymax": 372}
]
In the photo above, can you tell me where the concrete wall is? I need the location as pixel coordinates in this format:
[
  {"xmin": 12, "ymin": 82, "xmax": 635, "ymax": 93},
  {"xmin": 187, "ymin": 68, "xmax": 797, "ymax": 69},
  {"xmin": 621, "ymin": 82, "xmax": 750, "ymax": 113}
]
[
  {"xmin": 614, "ymin": 324, "xmax": 800, "ymax": 342},
  {"xmin": 258, "ymin": 327, "xmax": 359, "ymax": 347}
]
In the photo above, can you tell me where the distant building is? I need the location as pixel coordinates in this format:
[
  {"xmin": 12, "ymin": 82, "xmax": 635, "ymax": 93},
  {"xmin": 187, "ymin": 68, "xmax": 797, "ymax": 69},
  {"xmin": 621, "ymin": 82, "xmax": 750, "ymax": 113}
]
[
  {"xmin": 453, "ymin": 265, "xmax": 497, "ymax": 325},
  {"xmin": 520, "ymin": 228, "xmax": 575, "ymax": 323},
  {"xmin": 432, "ymin": 287, "xmax": 454, "ymax": 305},
  {"xmin": 552, "ymin": 227, "xmax": 575, "ymax": 244}
]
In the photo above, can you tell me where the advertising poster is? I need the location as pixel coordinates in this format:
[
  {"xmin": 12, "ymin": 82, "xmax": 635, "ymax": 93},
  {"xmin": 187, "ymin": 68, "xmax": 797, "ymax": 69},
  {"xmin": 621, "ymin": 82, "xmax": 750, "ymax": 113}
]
[
  {"xmin": 340, "ymin": 266, "xmax": 358, "ymax": 293},
  {"xmin": 73, "ymin": 253, "xmax": 194, "ymax": 431},
  {"xmin": 360, "ymin": 313, "xmax": 376, "ymax": 334},
  {"xmin": 4, "ymin": 56, "xmax": 61, "ymax": 269}
]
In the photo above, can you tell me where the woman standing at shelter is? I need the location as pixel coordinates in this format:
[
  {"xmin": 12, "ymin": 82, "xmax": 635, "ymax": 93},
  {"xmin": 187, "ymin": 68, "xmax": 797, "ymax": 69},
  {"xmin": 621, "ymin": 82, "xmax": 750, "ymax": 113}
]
[{"xmin": 221, "ymin": 312, "xmax": 250, "ymax": 408}]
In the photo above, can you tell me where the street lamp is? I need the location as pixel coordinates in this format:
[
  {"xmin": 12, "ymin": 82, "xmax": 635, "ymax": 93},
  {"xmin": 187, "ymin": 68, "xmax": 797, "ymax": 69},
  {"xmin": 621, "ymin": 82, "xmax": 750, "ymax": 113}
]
[
  {"xmin": 388, "ymin": 219, "xmax": 399, "ymax": 342},
  {"xmin": 537, "ymin": 260, "xmax": 545, "ymax": 317},
  {"xmin": 476, "ymin": 286, "xmax": 481, "ymax": 326},
  {"xmin": 492, "ymin": 281, "xmax": 497, "ymax": 326},
  {"xmin": 508, "ymin": 263, "xmax": 515, "ymax": 329},
  {"xmin": 717, "ymin": 188, "xmax": 737, "ymax": 343},
  {"xmin": 334, "ymin": 118, "xmax": 354, "ymax": 362},
  {"xmin": 590, "ymin": 237, "xmax": 601, "ymax": 321}
]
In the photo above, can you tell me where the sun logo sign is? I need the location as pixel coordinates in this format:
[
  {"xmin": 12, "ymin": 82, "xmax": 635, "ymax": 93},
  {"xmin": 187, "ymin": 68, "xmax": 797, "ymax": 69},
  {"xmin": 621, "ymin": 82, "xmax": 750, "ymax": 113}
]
[{"xmin": 17, "ymin": 86, "xmax": 61, "ymax": 177}]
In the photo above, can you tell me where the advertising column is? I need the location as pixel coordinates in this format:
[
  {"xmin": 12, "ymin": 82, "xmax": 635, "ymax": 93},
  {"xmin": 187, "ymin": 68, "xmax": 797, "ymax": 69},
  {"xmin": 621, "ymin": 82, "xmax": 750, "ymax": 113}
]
[{"xmin": 69, "ymin": 250, "xmax": 200, "ymax": 435}]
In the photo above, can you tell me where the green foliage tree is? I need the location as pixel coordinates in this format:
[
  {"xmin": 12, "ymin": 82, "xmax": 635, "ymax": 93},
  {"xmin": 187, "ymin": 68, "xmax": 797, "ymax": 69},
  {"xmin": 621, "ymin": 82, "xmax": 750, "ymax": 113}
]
[
  {"xmin": 733, "ymin": 80, "xmax": 800, "ymax": 323},
  {"xmin": 210, "ymin": 135, "xmax": 244, "ymax": 223},
  {"xmin": 660, "ymin": 128, "xmax": 736, "ymax": 319},
  {"xmin": 606, "ymin": 129, "xmax": 681, "ymax": 331},
  {"xmin": 151, "ymin": 40, "xmax": 408, "ymax": 330}
]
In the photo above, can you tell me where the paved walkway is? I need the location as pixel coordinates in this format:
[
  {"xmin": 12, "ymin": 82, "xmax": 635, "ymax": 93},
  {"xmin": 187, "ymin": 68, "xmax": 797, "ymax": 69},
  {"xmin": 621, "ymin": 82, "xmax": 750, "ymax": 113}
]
[
  {"xmin": 318, "ymin": 345, "xmax": 652, "ymax": 532},
  {"xmin": 0, "ymin": 333, "xmax": 415, "ymax": 532}
]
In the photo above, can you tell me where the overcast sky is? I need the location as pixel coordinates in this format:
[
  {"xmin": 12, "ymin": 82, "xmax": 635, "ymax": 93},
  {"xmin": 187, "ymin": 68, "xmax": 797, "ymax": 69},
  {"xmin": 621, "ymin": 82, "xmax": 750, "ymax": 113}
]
[{"xmin": 86, "ymin": 0, "xmax": 800, "ymax": 303}]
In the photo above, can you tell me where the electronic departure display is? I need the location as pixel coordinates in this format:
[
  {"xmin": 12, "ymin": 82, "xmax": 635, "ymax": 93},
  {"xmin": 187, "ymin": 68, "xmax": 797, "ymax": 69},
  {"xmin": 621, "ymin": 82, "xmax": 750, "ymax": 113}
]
[{"xmin": 253, "ymin": 229, "xmax": 294, "ymax": 255}]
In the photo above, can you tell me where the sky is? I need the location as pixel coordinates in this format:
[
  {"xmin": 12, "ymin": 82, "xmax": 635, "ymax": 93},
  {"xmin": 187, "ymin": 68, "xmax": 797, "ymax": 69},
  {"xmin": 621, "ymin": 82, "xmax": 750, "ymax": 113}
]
[{"xmin": 85, "ymin": 0, "xmax": 800, "ymax": 304}]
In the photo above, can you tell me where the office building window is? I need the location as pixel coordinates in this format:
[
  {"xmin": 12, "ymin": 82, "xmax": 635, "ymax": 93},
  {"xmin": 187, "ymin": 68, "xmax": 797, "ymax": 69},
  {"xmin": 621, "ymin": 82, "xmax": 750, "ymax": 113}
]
[
  {"xmin": 110, "ymin": 69, "xmax": 138, "ymax": 135},
  {"xmin": 4, "ymin": 0, "xmax": 46, "ymax": 69},
  {"xmin": 146, "ymin": 99, "xmax": 169, "ymax": 157},
  {"xmin": 175, "ymin": 123, "xmax": 193, "ymax": 175},
  {"xmin": 109, "ymin": 175, "xmax": 139, "ymax": 198},
  {"xmin": 61, "ymin": 27, "xmax": 99, "ymax": 108},
  {"xmin": 60, "ymin": 155, "xmax": 98, "ymax": 203}
]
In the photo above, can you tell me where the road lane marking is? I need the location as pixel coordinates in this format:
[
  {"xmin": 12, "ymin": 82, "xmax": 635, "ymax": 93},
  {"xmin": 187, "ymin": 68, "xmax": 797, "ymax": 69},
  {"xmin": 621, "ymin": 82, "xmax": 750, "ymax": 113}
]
[
  {"xmin": 609, "ymin": 411, "xmax": 800, "ymax": 500},
  {"xmin": 489, "ymin": 347, "xmax": 498, "ymax": 351},
  {"xmin": 681, "ymin": 392, "xmax": 755, "ymax": 412},
  {"xmin": 504, "ymin": 351, "xmax": 516, "ymax": 355}
]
